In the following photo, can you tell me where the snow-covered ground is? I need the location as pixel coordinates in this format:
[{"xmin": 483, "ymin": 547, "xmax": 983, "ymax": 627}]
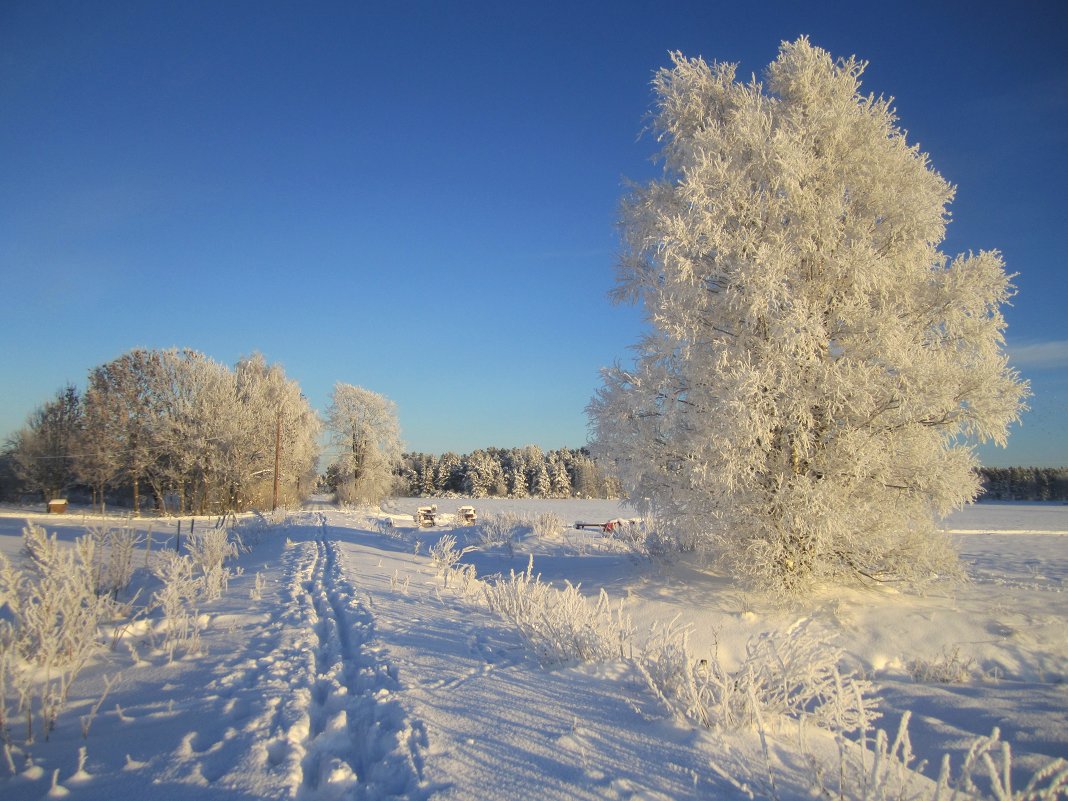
[{"xmin": 1, "ymin": 498, "xmax": 1066, "ymax": 800}]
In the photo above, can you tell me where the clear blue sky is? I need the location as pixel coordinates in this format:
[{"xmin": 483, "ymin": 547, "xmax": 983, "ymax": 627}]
[{"xmin": 2, "ymin": 1, "xmax": 1066, "ymax": 466}]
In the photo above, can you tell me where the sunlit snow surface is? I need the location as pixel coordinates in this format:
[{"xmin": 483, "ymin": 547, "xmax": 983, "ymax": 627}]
[{"xmin": 0, "ymin": 498, "xmax": 1065, "ymax": 800}]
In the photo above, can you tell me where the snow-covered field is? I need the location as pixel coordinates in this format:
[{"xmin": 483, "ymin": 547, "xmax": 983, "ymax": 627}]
[{"xmin": 1, "ymin": 498, "xmax": 1066, "ymax": 800}]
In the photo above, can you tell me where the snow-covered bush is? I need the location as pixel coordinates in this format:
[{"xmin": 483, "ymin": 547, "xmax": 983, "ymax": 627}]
[
  {"xmin": 482, "ymin": 556, "xmax": 633, "ymax": 665},
  {"xmin": 428, "ymin": 534, "xmax": 469, "ymax": 571},
  {"xmin": 803, "ymin": 717, "xmax": 1068, "ymax": 801},
  {"xmin": 0, "ymin": 526, "xmax": 120, "ymax": 742},
  {"xmin": 150, "ymin": 552, "xmax": 203, "ymax": 661},
  {"xmin": 907, "ymin": 647, "xmax": 976, "ymax": 684},
  {"xmin": 185, "ymin": 526, "xmax": 237, "ymax": 601},
  {"xmin": 589, "ymin": 38, "xmax": 1029, "ymax": 593},
  {"xmin": 530, "ymin": 512, "xmax": 564, "ymax": 538},
  {"xmin": 13, "ymin": 526, "xmax": 116, "ymax": 670},
  {"xmin": 476, "ymin": 512, "xmax": 524, "ymax": 546},
  {"xmin": 87, "ymin": 524, "xmax": 141, "ymax": 598},
  {"xmin": 428, "ymin": 534, "xmax": 477, "ymax": 591},
  {"xmin": 636, "ymin": 618, "xmax": 872, "ymax": 733}
]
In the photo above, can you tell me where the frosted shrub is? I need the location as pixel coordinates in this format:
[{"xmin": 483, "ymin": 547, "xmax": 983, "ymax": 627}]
[
  {"xmin": 531, "ymin": 512, "xmax": 564, "ymax": 538},
  {"xmin": 476, "ymin": 512, "xmax": 564, "ymax": 549},
  {"xmin": 151, "ymin": 553, "xmax": 203, "ymax": 661},
  {"xmin": 186, "ymin": 526, "xmax": 237, "ymax": 601},
  {"xmin": 0, "ymin": 634, "xmax": 16, "ymax": 748},
  {"xmin": 476, "ymin": 513, "xmax": 523, "ymax": 546},
  {"xmin": 942, "ymin": 727, "xmax": 1068, "ymax": 801},
  {"xmin": 14, "ymin": 526, "xmax": 115, "ymax": 669},
  {"xmin": 483, "ymin": 556, "xmax": 633, "ymax": 665},
  {"xmin": 428, "ymin": 534, "xmax": 477, "ymax": 591},
  {"xmin": 1, "ymin": 526, "xmax": 118, "ymax": 742},
  {"xmin": 428, "ymin": 534, "xmax": 472, "ymax": 571},
  {"xmin": 803, "ymin": 718, "xmax": 1068, "ymax": 801},
  {"xmin": 907, "ymin": 647, "xmax": 976, "ymax": 684},
  {"xmin": 87, "ymin": 525, "xmax": 140, "ymax": 598},
  {"xmin": 637, "ymin": 619, "xmax": 872, "ymax": 732},
  {"xmin": 249, "ymin": 571, "xmax": 266, "ymax": 601}
]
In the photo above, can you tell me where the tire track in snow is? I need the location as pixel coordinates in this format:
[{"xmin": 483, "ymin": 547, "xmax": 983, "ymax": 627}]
[{"xmin": 282, "ymin": 512, "xmax": 429, "ymax": 800}]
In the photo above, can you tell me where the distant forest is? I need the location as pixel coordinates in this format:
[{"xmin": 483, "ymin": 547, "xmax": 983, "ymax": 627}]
[
  {"xmin": 393, "ymin": 447, "xmax": 620, "ymax": 499},
  {"xmin": 977, "ymin": 467, "xmax": 1068, "ymax": 501},
  {"xmin": 392, "ymin": 455, "xmax": 1068, "ymax": 503}
]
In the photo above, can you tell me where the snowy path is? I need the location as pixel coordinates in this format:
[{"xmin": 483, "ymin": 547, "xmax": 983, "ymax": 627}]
[
  {"xmin": 283, "ymin": 513, "xmax": 427, "ymax": 798},
  {"xmin": 143, "ymin": 511, "xmax": 429, "ymax": 800}
]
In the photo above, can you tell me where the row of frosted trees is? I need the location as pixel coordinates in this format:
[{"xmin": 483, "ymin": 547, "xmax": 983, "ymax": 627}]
[
  {"xmin": 5, "ymin": 349, "xmax": 320, "ymax": 514},
  {"xmin": 397, "ymin": 446, "xmax": 620, "ymax": 499}
]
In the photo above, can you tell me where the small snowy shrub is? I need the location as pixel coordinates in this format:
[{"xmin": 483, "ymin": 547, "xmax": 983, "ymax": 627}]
[
  {"xmin": 944, "ymin": 727, "xmax": 1068, "ymax": 801},
  {"xmin": 186, "ymin": 526, "xmax": 237, "ymax": 601},
  {"xmin": 803, "ymin": 718, "xmax": 1068, "ymax": 801},
  {"xmin": 636, "ymin": 618, "xmax": 872, "ymax": 732},
  {"xmin": 151, "ymin": 553, "xmax": 203, "ymax": 661},
  {"xmin": 87, "ymin": 525, "xmax": 140, "ymax": 598},
  {"xmin": 1, "ymin": 526, "xmax": 119, "ymax": 742},
  {"xmin": 531, "ymin": 512, "xmax": 564, "ymax": 538},
  {"xmin": 14, "ymin": 526, "xmax": 115, "ymax": 669},
  {"xmin": 482, "ymin": 556, "xmax": 633, "ymax": 665},
  {"xmin": 428, "ymin": 535, "xmax": 477, "ymax": 591},
  {"xmin": 476, "ymin": 513, "xmax": 524, "ymax": 546},
  {"xmin": 428, "ymin": 534, "xmax": 471, "ymax": 570},
  {"xmin": 249, "ymin": 571, "xmax": 266, "ymax": 601},
  {"xmin": 907, "ymin": 647, "xmax": 976, "ymax": 684}
]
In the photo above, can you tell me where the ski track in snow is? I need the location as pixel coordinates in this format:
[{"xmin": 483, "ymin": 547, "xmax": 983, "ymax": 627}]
[{"xmin": 160, "ymin": 511, "xmax": 427, "ymax": 800}]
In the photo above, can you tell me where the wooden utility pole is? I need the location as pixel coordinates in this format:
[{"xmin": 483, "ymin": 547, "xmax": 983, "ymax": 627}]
[{"xmin": 272, "ymin": 410, "xmax": 282, "ymax": 511}]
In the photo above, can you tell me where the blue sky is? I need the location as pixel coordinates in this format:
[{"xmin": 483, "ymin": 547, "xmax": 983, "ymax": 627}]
[{"xmin": 2, "ymin": 1, "xmax": 1065, "ymax": 466}]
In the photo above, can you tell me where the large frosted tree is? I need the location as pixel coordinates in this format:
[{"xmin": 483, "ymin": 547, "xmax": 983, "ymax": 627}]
[
  {"xmin": 326, "ymin": 383, "xmax": 402, "ymax": 505},
  {"xmin": 589, "ymin": 39, "xmax": 1029, "ymax": 591}
]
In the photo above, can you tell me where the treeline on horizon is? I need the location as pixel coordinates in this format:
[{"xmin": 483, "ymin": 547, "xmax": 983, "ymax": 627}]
[
  {"xmin": 3, "ymin": 348, "xmax": 1063, "ymax": 511},
  {"xmin": 393, "ymin": 447, "xmax": 621, "ymax": 500},
  {"xmin": 977, "ymin": 467, "xmax": 1068, "ymax": 502}
]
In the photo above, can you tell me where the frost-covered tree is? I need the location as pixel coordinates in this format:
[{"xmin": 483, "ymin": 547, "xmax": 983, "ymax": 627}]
[
  {"xmin": 589, "ymin": 39, "xmax": 1029, "ymax": 591},
  {"xmin": 506, "ymin": 451, "xmax": 528, "ymax": 498},
  {"xmin": 462, "ymin": 450, "xmax": 494, "ymax": 498},
  {"xmin": 9, "ymin": 385, "xmax": 82, "ymax": 502},
  {"xmin": 549, "ymin": 452, "xmax": 572, "ymax": 498},
  {"xmin": 326, "ymin": 383, "xmax": 401, "ymax": 506},
  {"xmin": 436, "ymin": 451, "xmax": 462, "ymax": 494},
  {"xmin": 83, "ymin": 350, "xmax": 164, "ymax": 514},
  {"xmin": 230, "ymin": 354, "xmax": 320, "ymax": 511}
]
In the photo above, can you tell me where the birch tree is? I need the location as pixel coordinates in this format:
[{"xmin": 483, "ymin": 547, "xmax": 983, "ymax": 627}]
[
  {"xmin": 589, "ymin": 38, "xmax": 1029, "ymax": 592},
  {"xmin": 233, "ymin": 354, "xmax": 320, "ymax": 511},
  {"xmin": 326, "ymin": 383, "xmax": 401, "ymax": 505}
]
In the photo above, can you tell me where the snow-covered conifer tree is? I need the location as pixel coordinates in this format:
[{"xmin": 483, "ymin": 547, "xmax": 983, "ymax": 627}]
[
  {"xmin": 507, "ymin": 451, "xmax": 528, "ymax": 498},
  {"xmin": 549, "ymin": 452, "xmax": 572, "ymax": 498},
  {"xmin": 530, "ymin": 458, "xmax": 552, "ymax": 498},
  {"xmin": 436, "ymin": 451, "xmax": 461, "ymax": 494},
  {"xmin": 463, "ymin": 450, "xmax": 492, "ymax": 498},
  {"xmin": 589, "ymin": 39, "xmax": 1029, "ymax": 591}
]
